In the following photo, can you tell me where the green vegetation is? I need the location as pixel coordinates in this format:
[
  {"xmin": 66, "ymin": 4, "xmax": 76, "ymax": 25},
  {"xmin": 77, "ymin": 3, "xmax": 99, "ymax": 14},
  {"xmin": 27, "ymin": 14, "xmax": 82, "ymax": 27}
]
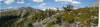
[{"xmin": 0, "ymin": 6, "xmax": 98, "ymax": 27}]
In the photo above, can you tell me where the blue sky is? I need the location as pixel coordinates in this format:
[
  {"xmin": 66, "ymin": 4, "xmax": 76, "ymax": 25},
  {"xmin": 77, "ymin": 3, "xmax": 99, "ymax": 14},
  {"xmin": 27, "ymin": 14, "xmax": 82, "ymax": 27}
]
[{"xmin": 0, "ymin": 0, "xmax": 97, "ymax": 9}]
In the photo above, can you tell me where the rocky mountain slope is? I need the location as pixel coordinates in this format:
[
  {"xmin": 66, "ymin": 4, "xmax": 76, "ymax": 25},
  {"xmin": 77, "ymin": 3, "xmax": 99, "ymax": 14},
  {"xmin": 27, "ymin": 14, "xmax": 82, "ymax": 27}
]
[{"xmin": 0, "ymin": 6, "xmax": 99, "ymax": 27}]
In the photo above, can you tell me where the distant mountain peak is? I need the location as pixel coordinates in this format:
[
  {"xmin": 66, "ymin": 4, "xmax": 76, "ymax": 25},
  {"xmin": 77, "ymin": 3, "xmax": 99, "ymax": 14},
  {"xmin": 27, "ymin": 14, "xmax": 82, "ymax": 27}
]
[{"xmin": 42, "ymin": 7, "xmax": 64, "ymax": 11}]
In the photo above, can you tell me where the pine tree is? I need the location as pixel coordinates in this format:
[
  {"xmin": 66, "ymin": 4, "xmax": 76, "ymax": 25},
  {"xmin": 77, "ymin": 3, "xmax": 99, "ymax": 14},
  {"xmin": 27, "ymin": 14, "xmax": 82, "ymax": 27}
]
[{"xmin": 63, "ymin": 5, "xmax": 74, "ymax": 11}]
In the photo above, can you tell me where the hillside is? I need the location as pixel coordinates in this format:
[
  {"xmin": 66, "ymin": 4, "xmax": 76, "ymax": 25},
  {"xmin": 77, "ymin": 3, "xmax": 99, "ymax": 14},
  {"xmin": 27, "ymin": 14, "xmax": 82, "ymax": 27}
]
[
  {"xmin": 0, "ymin": 7, "xmax": 45, "ymax": 27},
  {"xmin": 0, "ymin": 6, "xmax": 99, "ymax": 27}
]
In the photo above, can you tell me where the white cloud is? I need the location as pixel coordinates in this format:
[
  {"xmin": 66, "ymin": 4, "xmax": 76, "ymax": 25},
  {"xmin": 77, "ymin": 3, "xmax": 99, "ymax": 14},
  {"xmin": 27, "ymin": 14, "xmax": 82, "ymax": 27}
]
[
  {"xmin": 38, "ymin": 3, "xmax": 46, "ymax": 8},
  {"xmin": 72, "ymin": 1, "xmax": 80, "ymax": 4},
  {"xmin": 17, "ymin": 1, "xmax": 24, "ymax": 4},
  {"xmin": 8, "ymin": 6, "xmax": 13, "ymax": 8},
  {"xmin": 0, "ymin": 0, "xmax": 3, "ymax": 1},
  {"xmin": 61, "ymin": 2, "xmax": 68, "ymax": 4},
  {"xmin": 32, "ymin": 0, "xmax": 43, "ymax": 2},
  {"xmin": 17, "ymin": 0, "xmax": 24, "ymax": 4},
  {"xmin": 40, "ymin": 3, "xmax": 46, "ymax": 6},
  {"xmin": 55, "ymin": 0, "xmax": 80, "ymax": 4},
  {"xmin": 4, "ymin": 0, "xmax": 14, "ymax": 5},
  {"xmin": 55, "ymin": 0, "xmax": 72, "ymax": 2},
  {"xmin": 42, "ymin": 7, "xmax": 64, "ymax": 11},
  {"xmin": 42, "ymin": 8, "xmax": 57, "ymax": 11}
]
